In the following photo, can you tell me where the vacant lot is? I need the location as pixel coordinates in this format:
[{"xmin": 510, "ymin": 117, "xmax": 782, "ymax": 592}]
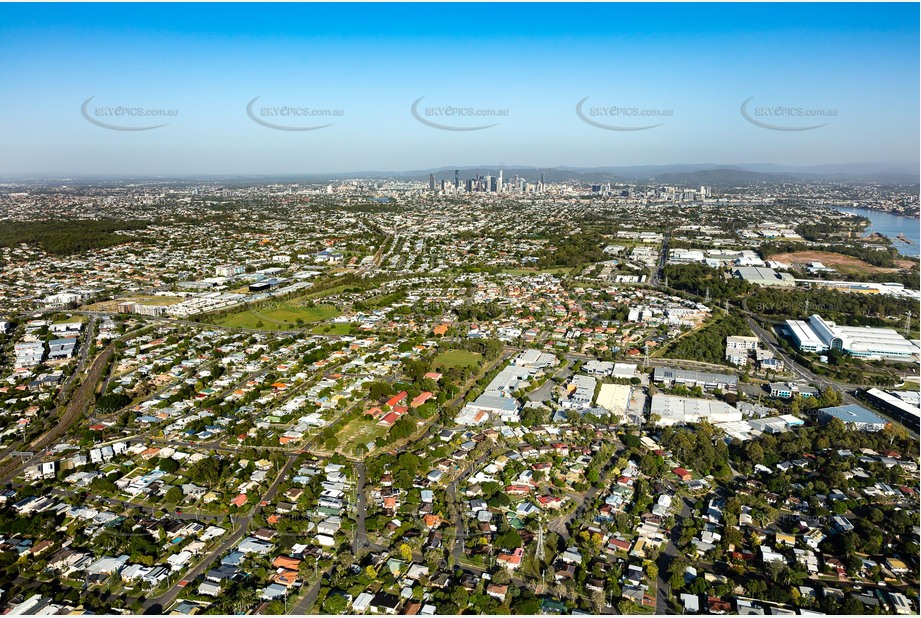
[
  {"xmin": 336, "ymin": 418, "xmax": 389, "ymax": 449},
  {"xmin": 433, "ymin": 349, "xmax": 483, "ymax": 369},
  {"xmin": 86, "ymin": 295, "xmax": 184, "ymax": 311},
  {"xmin": 217, "ymin": 303, "xmax": 340, "ymax": 330},
  {"xmin": 768, "ymin": 250, "xmax": 905, "ymax": 276}
]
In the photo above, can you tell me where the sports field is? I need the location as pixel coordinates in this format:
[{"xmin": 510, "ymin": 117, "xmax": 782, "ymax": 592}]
[
  {"xmin": 433, "ymin": 349, "xmax": 483, "ymax": 369},
  {"xmin": 217, "ymin": 303, "xmax": 340, "ymax": 330}
]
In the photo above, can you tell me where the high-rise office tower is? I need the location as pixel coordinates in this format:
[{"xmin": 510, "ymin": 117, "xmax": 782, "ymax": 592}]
[
  {"xmin": 455, "ymin": 169, "xmax": 459, "ymax": 188},
  {"xmin": 429, "ymin": 174, "xmax": 435, "ymax": 191},
  {"xmin": 498, "ymin": 170, "xmax": 503, "ymax": 192}
]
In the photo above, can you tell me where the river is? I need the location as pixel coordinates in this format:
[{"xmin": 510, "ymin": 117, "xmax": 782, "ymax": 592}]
[{"xmin": 833, "ymin": 206, "xmax": 920, "ymax": 257}]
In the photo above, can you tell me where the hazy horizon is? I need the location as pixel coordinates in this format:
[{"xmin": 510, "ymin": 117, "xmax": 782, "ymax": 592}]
[
  {"xmin": 0, "ymin": 3, "xmax": 918, "ymax": 176},
  {"xmin": 2, "ymin": 161, "xmax": 919, "ymax": 183}
]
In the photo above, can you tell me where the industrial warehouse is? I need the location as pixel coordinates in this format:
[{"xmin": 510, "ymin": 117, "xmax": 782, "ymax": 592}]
[{"xmin": 786, "ymin": 314, "xmax": 920, "ymax": 360}]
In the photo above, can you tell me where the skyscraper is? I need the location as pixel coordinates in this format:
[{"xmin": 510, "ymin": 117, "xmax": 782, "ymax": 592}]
[
  {"xmin": 454, "ymin": 169, "xmax": 459, "ymax": 189},
  {"xmin": 497, "ymin": 170, "xmax": 503, "ymax": 193},
  {"xmin": 429, "ymin": 174, "xmax": 435, "ymax": 191}
]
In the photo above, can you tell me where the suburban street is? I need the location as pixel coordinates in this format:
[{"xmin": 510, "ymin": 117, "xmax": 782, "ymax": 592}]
[
  {"xmin": 352, "ymin": 461, "xmax": 367, "ymax": 553},
  {"xmin": 656, "ymin": 495, "xmax": 693, "ymax": 614},
  {"xmin": 141, "ymin": 455, "xmax": 298, "ymax": 614}
]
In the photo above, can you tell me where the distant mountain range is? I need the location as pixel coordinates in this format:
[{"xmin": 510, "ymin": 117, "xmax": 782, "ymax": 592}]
[{"xmin": 4, "ymin": 162, "xmax": 918, "ymax": 186}]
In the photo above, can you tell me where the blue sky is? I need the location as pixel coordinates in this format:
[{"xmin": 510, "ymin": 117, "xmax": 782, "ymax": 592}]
[{"xmin": 0, "ymin": 3, "xmax": 917, "ymax": 175}]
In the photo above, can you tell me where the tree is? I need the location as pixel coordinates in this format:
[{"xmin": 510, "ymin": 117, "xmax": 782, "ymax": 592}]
[
  {"xmin": 494, "ymin": 528, "xmax": 523, "ymax": 550},
  {"xmin": 399, "ymin": 543, "xmax": 413, "ymax": 562},
  {"xmin": 368, "ymin": 381, "xmax": 394, "ymax": 400},
  {"xmin": 95, "ymin": 392, "xmax": 132, "ymax": 413},
  {"xmin": 883, "ymin": 422, "xmax": 909, "ymax": 446},
  {"xmin": 766, "ymin": 559, "xmax": 787, "ymax": 584},
  {"xmin": 451, "ymin": 586, "xmax": 470, "ymax": 609},
  {"xmin": 165, "ymin": 486, "xmax": 183, "ymax": 504},
  {"xmin": 512, "ymin": 595, "xmax": 541, "ymax": 614},
  {"xmin": 669, "ymin": 572, "xmax": 685, "ymax": 590},
  {"xmin": 322, "ymin": 593, "xmax": 348, "ymax": 614},
  {"xmin": 617, "ymin": 598, "xmax": 639, "ymax": 615},
  {"xmin": 157, "ymin": 458, "xmax": 180, "ymax": 474},
  {"xmin": 688, "ymin": 577, "xmax": 709, "ymax": 595},
  {"xmin": 492, "ymin": 569, "xmax": 511, "ymax": 586},
  {"xmin": 746, "ymin": 442, "xmax": 765, "ymax": 465}
]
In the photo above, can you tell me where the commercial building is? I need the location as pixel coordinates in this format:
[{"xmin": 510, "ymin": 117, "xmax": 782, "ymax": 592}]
[
  {"xmin": 861, "ymin": 388, "xmax": 920, "ymax": 432},
  {"xmin": 454, "ymin": 360, "xmax": 539, "ymax": 425},
  {"xmin": 215, "ymin": 264, "xmax": 245, "ymax": 277},
  {"xmin": 14, "ymin": 341, "xmax": 44, "ymax": 368},
  {"xmin": 117, "ymin": 302, "xmax": 168, "ymax": 317},
  {"xmin": 786, "ymin": 314, "xmax": 919, "ymax": 359},
  {"xmin": 769, "ymin": 382, "xmax": 818, "ymax": 399},
  {"xmin": 668, "ymin": 248, "xmax": 705, "ymax": 264},
  {"xmin": 755, "ymin": 348, "xmax": 784, "ymax": 371},
  {"xmin": 483, "ymin": 365, "xmax": 532, "ymax": 397},
  {"xmin": 48, "ymin": 338, "xmax": 77, "ymax": 360},
  {"xmin": 466, "ymin": 394, "xmax": 520, "ymax": 421},
  {"xmin": 652, "ymin": 366, "xmax": 738, "ymax": 392},
  {"xmin": 732, "ymin": 267, "xmax": 795, "ymax": 287},
  {"xmin": 248, "ymin": 278, "xmax": 285, "ymax": 293},
  {"xmin": 725, "ymin": 335, "xmax": 759, "ymax": 366},
  {"xmin": 716, "ymin": 415, "xmax": 804, "ymax": 442},
  {"xmin": 512, "ymin": 350, "xmax": 557, "ymax": 369},
  {"xmin": 818, "ymin": 404, "xmax": 888, "ymax": 432},
  {"xmin": 582, "ymin": 360, "xmax": 615, "ymax": 376},
  {"xmin": 561, "ymin": 375, "xmax": 597, "ymax": 410},
  {"xmin": 596, "ymin": 383, "xmax": 632, "ymax": 417},
  {"xmin": 650, "ymin": 394, "xmax": 742, "ymax": 426}
]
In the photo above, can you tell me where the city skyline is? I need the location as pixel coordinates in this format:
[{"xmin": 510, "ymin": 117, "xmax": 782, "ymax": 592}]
[{"xmin": 0, "ymin": 4, "xmax": 918, "ymax": 615}]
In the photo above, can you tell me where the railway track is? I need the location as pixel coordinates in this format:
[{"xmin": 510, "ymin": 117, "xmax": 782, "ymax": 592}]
[{"xmin": 0, "ymin": 346, "xmax": 115, "ymax": 483}]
